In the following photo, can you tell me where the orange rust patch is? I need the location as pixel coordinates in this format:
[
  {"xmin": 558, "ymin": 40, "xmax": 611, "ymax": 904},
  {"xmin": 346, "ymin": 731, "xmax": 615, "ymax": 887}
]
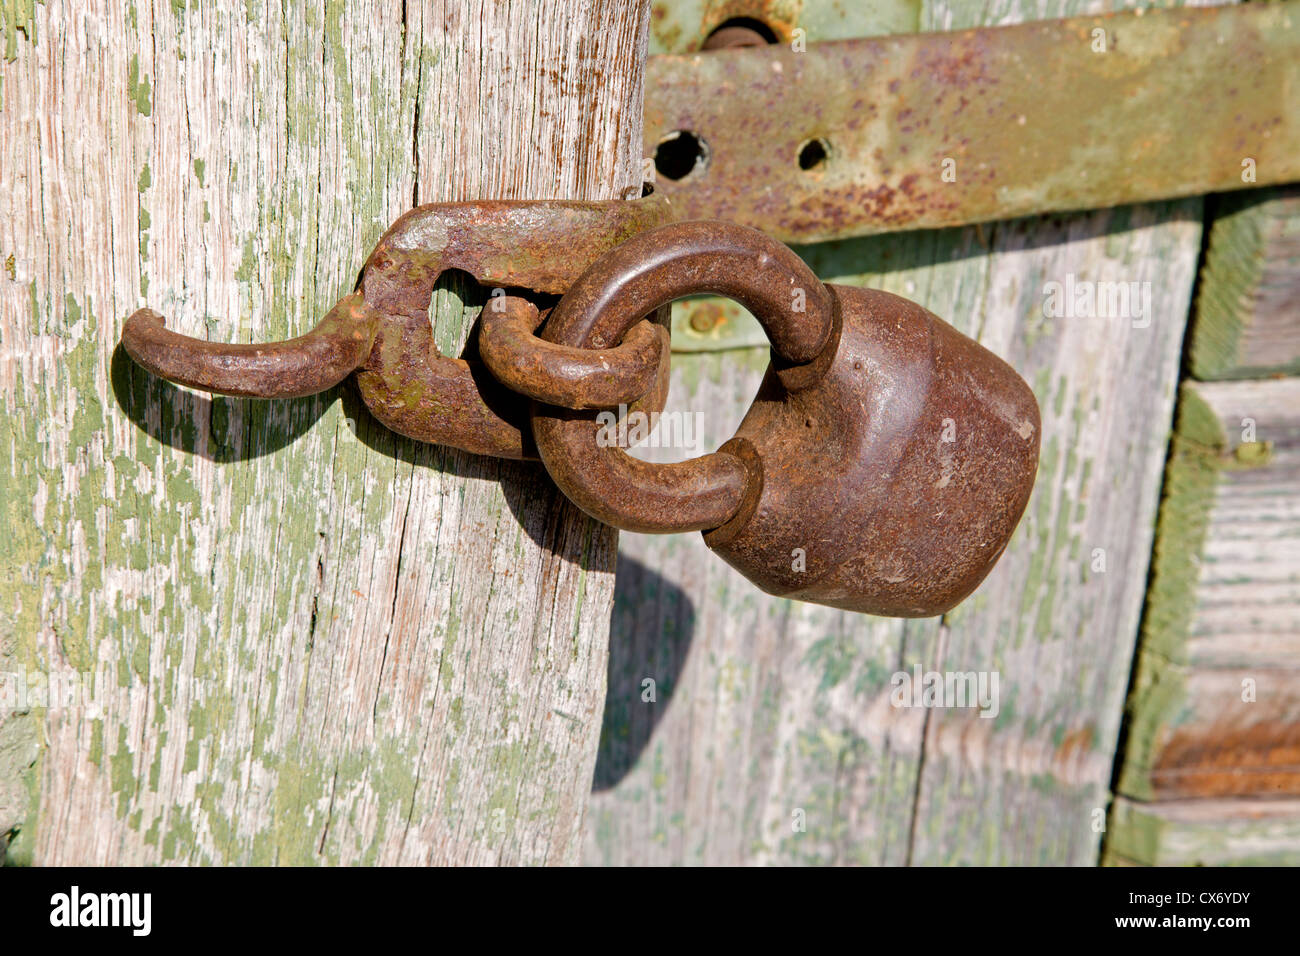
[
  {"xmin": 685, "ymin": 300, "xmax": 729, "ymax": 333},
  {"xmin": 1152, "ymin": 720, "xmax": 1300, "ymax": 799},
  {"xmin": 1055, "ymin": 725, "xmax": 1095, "ymax": 767}
]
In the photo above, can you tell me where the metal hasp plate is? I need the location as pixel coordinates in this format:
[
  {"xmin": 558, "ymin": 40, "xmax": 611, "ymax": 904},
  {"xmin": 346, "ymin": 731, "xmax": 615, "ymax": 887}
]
[
  {"xmin": 120, "ymin": 196, "xmax": 672, "ymax": 459},
  {"xmin": 644, "ymin": 3, "xmax": 1300, "ymax": 243}
]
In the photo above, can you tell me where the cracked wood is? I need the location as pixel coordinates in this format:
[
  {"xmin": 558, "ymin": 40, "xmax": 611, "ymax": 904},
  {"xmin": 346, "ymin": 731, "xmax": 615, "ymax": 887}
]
[{"xmin": 0, "ymin": 0, "xmax": 649, "ymax": 865}]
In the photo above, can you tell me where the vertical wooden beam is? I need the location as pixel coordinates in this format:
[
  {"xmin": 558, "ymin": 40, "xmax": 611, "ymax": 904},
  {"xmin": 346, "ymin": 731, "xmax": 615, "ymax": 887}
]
[
  {"xmin": 0, "ymin": 0, "xmax": 649, "ymax": 865},
  {"xmin": 1106, "ymin": 378, "xmax": 1300, "ymax": 865},
  {"xmin": 1109, "ymin": 125, "xmax": 1300, "ymax": 868}
]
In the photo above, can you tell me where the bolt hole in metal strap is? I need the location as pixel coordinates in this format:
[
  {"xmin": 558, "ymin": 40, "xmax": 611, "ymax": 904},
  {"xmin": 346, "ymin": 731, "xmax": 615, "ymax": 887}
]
[{"xmin": 530, "ymin": 219, "xmax": 838, "ymax": 534}]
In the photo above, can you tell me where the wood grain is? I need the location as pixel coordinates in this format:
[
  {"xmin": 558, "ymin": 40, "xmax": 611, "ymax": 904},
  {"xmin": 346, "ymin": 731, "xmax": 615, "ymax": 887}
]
[
  {"xmin": 1114, "ymin": 378, "xmax": 1300, "ymax": 805},
  {"xmin": 0, "ymin": 0, "xmax": 649, "ymax": 865},
  {"xmin": 1107, "ymin": 796, "xmax": 1300, "ymax": 866},
  {"xmin": 1190, "ymin": 186, "xmax": 1300, "ymax": 380},
  {"xmin": 1107, "ymin": 186, "xmax": 1300, "ymax": 861},
  {"xmin": 584, "ymin": 0, "xmax": 1213, "ymax": 866}
]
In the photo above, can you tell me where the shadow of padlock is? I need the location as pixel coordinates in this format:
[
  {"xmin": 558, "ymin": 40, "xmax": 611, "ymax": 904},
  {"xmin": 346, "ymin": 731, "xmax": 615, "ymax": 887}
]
[{"xmin": 529, "ymin": 221, "xmax": 1041, "ymax": 617}]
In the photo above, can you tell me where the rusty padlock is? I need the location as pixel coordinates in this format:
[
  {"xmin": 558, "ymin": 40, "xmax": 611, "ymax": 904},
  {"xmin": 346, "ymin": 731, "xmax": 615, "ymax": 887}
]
[{"xmin": 529, "ymin": 221, "xmax": 1041, "ymax": 617}]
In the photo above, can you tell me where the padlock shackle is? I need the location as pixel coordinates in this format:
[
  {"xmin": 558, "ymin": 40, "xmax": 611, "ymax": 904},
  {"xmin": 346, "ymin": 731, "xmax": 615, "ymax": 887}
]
[
  {"xmin": 541, "ymin": 219, "xmax": 836, "ymax": 366},
  {"xmin": 530, "ymin": 219, "xmax": 842, "ymax": 534}
]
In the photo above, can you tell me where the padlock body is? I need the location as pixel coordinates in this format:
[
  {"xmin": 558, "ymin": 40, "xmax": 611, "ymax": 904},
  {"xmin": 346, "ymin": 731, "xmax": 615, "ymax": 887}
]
[{"xmin": 704, "ymin": 285, "xmax": 1040, "ymax": 617}]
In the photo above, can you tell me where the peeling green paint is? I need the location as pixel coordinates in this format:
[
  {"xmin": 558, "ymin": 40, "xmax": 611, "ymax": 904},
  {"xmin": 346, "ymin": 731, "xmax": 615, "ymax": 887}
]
[
  {"xmin": 127, "ymin": 54, "xmax": 153, "ymax": 117},
  {"xmin": 1, "ymin": 0, "xmax": 36, "ymax": 62},
  {"xmin": 233, "ymin": 237, "xmax": 257, "ymax": 283},
  {"xmin": 138, "ymin": 164, "xmax": 152, "ymax": 293},
  {"xmin": 0, "ymin": 707, "xmax": 41, "ymax": 865}
]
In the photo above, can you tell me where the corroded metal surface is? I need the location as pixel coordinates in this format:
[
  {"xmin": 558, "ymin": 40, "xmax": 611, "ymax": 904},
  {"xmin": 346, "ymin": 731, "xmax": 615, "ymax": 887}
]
[
  {"xmin": 122, "ymin": 205, "xmax": 1039, "ymax": 616},
  {"xmin": 478, "ymin": 300, "xmax": 668, "ymax": 409},
  {"xmin": 531, "ymin": 220, "xmax": 1040, "ymax": 615},
  {"xmin": 120, "ymin": 194, "xmax": 671, "ymax": 458},
  {"xmin": 531, "ymin": 218, "xmax": 836, "ymax": 534},
  {"xmin": 645, "ymin": 4, "xmax": 1300, "ymax": 243},
  {"xmin": 354, "ymin": 196, "xmax": 671, "ymax": 456},
  {"xmin": 707, "ymin": 282, "xmax": 1040, "ymax": 616},
  {"xmin": 120, "ymin": 293, "xmax": 380, "ymax": 399},
  {"xmin": 367, "ymin": 196, "xmax": 672, "ymax": 295}
]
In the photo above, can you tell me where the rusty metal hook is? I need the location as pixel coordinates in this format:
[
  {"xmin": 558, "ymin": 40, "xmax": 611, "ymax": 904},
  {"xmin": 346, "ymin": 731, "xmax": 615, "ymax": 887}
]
[
  {"xmin": 118, "ymin": 194, "xmax": 672, "ymax": 458},
  {"xmin": 121, "ymin": 293, "xmax": 379, "ymax": 399}
]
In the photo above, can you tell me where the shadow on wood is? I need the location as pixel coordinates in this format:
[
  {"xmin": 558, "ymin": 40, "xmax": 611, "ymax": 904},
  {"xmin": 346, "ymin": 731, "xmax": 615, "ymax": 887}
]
[
  {"xmin": 792, "ymin": 206, "xmax": 1204, "ymax": 284},
  {"xmin": 110, "ymin": 343, "xmax": 335, "ymax": 462},
  {"xmin": 593, "ymin": 552, "xmax": 696, "ymax": 791}
]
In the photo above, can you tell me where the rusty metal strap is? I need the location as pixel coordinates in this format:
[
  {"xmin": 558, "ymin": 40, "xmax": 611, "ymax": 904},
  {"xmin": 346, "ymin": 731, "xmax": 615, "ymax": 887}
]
[{"xmin": 644, "ymin": 3, "xmax": 1300, "ymax": 243}]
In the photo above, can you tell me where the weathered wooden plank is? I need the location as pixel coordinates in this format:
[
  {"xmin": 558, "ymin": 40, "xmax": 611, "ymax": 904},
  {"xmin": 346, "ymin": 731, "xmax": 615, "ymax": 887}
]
[
  {"xmin": 1114, "ymin": 378, "xmax": 1300, "ymax": 809},
  {"xmin": 0, "ymin": 0, "xmax": 648, "ymax": 865},
  {"xmin": 588, "ymin": 351, "xmax": 933, "ymax": 866},
  {"xmin": 1190, "ymin": 186, "xmax": 1300, "ymax": 380},
  {"xmin": 1107, "ymin": 181, "xmax": 1300, "ymax": 864},
  {"xmin": 1106, "ymin": 796, "xmax": 1300, "ymax": 866},
  {"xmin": 585, "ymin": 0, "xmax": 1209, "ymax": 866},
  {"xmin": 903, "ymin": 197, "xmax": 1200, "ymax": 864}
]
